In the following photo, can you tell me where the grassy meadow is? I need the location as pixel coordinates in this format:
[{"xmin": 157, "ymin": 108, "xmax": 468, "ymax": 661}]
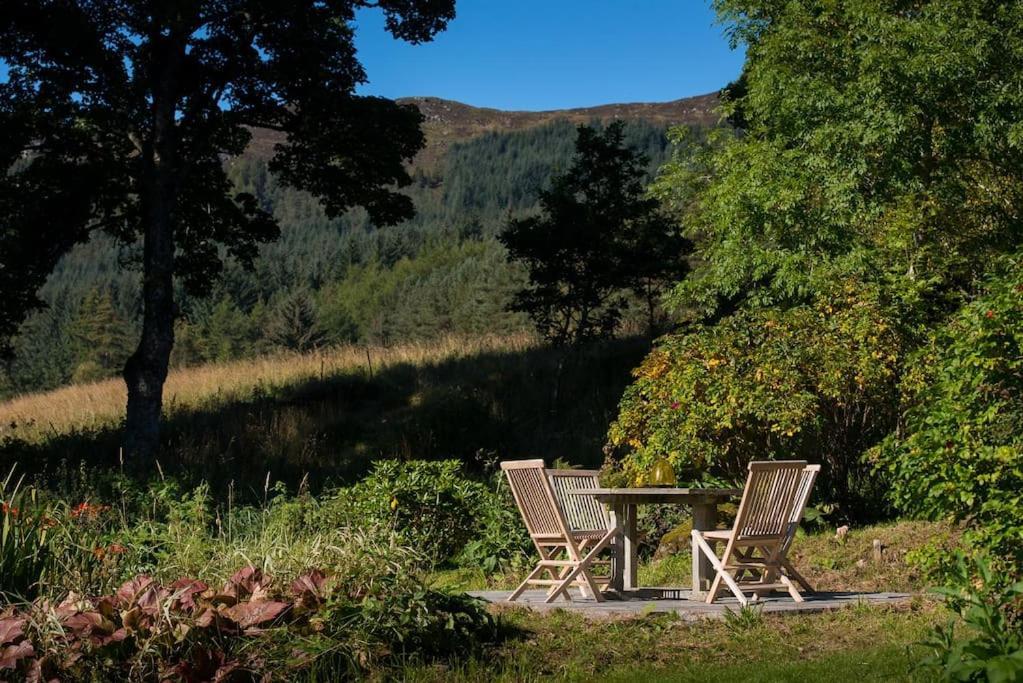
[
  {"xmin": 399, "ymin": 603, "xmax": 944, "ymax": 682},
  {"xmin": 0, "ymin": 333, "xmax": 648, "ymax": 496},
  {"xmin": 0, "ymin": 334, "xmax": 537, "ymax": 443}
]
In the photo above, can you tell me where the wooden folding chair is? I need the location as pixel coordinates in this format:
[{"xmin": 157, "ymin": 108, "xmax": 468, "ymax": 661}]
[
  {"xmin": 547, "ymin": 468, "xmax": 615, "ymax": 594},
  {"xmin": 692, "ymin": 461, "xmax": 809, "ymax": 606},
  {"xmin": 501, "ymin": 460, "xmax": 617, "ymax": 603}
]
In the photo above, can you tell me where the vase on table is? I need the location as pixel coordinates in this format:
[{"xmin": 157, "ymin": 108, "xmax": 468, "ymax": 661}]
[{"xmin": 647, "ymin": 456, "xmax": 677, "ymax": 487}]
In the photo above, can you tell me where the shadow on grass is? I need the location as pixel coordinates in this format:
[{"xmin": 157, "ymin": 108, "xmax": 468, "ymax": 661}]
[{"xmin": 0, "ymin": 337, "xmax": 650, "ymax": 500}]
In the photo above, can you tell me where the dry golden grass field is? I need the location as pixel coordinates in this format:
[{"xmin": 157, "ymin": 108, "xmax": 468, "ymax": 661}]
[{"xmin": 0, "ymin": 333, "xmax": 538, "ymax": 445}]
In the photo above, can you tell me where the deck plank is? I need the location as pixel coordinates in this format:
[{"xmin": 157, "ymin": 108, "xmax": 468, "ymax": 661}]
[{"xmin": 468, "ymin": 589, "xmax": 916, "ymax": 620}]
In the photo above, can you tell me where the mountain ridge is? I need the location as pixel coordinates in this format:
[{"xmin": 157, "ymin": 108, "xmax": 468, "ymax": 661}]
[{"xmin": 246, "ymin": 91, "xmax": 721, "ymax": 166}]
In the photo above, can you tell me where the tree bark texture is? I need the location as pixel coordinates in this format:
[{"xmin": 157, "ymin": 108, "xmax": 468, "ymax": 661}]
[{"xmin": 122, "ymin": 41, "xmax": 181, "ymax": 469}]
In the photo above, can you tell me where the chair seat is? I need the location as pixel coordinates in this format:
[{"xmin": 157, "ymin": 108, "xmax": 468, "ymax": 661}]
[
  {"xmin": 572, "ymin": 528, "xmax": 613, "ymax": 540},
  {"xmin": 697, "ymin": 529, "xmax": 786, "ymax": 544}
]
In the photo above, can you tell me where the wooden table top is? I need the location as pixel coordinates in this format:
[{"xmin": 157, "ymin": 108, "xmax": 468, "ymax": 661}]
[{"xmin": 567, "ymin": 487, "xmax": 742, "ymax": 504}]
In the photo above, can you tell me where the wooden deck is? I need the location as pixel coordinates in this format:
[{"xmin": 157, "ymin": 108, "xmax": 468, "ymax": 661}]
[{"xmin": 469, "ymin": 589, "xmax": 915, "ymax": 620}]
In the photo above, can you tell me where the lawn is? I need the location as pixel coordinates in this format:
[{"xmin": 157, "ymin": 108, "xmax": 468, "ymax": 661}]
[
  {"xmin": 398, "ymin": 602, "xmax": 941, "ymax": 682},
  {"xmin": 418, "ymin": 519, "xmax": 954, "ymax": 682}
]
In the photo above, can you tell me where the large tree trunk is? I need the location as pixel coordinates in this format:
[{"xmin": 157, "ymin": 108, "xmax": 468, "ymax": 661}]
[{"xmin": 123, "ymin": 46, "xmax": 180, "ymax": 469}]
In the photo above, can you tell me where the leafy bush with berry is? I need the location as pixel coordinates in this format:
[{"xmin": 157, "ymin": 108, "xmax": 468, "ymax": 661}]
[
  {"xmin": 873, "ymin": 260, "xmax": 1023, "ymax": 576},
  {"xmin": 607, "ymin": 276, "xmax": 905, "ymax": 519}
]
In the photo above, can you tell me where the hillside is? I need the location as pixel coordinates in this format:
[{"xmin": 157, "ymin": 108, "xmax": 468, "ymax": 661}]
[
  {"xmin": 243, "ymin": 92, "xmax": 720, "ymax": 166},
  {"xmin": 0, "ymin": 92, "xmax": 721, "ymax": 399},
  {"xmin": 400, "ymin": 93, "xmax": 719, "ymax": 168}
]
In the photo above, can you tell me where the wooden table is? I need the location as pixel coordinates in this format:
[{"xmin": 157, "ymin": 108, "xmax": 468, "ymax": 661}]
[{"xmin": 568, "ymin": 488, "xmax": 741, "ymax": 597}]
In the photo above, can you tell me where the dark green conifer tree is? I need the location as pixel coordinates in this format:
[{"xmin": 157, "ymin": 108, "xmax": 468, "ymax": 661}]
[
  {"xmin": 266, "ymin": 290, "xmax": 327, "ymax": 352},
  {"xmin": 69, "ymin": 289, "xmax": 135, "ymax": 384}
]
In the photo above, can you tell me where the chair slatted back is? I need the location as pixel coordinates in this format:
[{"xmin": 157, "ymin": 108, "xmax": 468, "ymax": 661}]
[
  {"xmin": 501, "ymin": 460, "xmax": 570, "ymax": 539},
  {"xmin": 547, "ymin": 469, "xmax": 611, "ymax": 531},
  {"xmin": 732, "ymin": 461, "xmax": 808, "ymax": 539},
  {"xmin": 782, "ymin": 464, "xmax": 820, "ymax": 549}
]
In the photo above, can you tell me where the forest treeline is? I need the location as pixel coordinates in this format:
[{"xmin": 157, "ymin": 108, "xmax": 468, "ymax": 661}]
[{"xmin": 0, "ymin": 119, "xmax": 691, "ymax": 399}]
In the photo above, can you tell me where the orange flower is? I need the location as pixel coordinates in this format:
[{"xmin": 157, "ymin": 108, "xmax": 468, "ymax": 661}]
[
  {"xmin": 71, "ymin": 502, "xmax": 110, "ymax": 520},
  {"xmin": 108, "ymin": 543, "xmax": 127, "ymax": 555}
]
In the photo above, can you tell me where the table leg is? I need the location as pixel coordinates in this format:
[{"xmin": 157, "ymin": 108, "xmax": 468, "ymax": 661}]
[
  {"xmin": 691, "ymin": 502, "xmax": 717, "ymax": 596},
  {"xmin": 623, "ymin": 503, "xmax": 638, "ymax": 591},
  {"xmin": 611, "ymin": 503, "xmax": 625, "ymax": 593}
]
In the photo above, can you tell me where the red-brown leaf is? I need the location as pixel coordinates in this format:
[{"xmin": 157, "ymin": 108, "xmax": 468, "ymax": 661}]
[
  {"xmin": 290, "ymin": 569, "xmax": 326, "ymax": 606},
  {"xmin": 94, "ymin": 596, "xmax": 118, "ymax": 620},
  {"xmin": 62, "ymin": 611, "xmax": 105, "ymax": 635},
  {"xmin": 98, "ymin": 628, "xmax": 127, "ymax": 646},
  {"xmin": 221, "ymin": 601, "xmax": 289, "ymax": 629},
  {"xmin": 55, "ymin": 593, "xmax": 88, "ymax": 618},
  {"xmin": 194, "ymin": 608, "xmax": 216, "ymax": 630},
  {"xmin": 169, "ymin": 578, "xmax": 208, "ymax": 612},
  {"xmin": 0, "ymin": 639, "xmax": 34, "ymax": 669},
  {"xmin": 114, "ymin": 575, "xmax": 155, "ymax": 609},
  {"xmin": 228, "ymin": 566, "xmax": 261, "ymax": 591},
  {"xmin": 204, "ymin": 590, "xmax": 238, "ymax": 607},
  {"xmin": 0, "ymin": 618, "xmax": 25, "ymax": 646},
  {"xmin": 137, "ymin": 584, "xmax": 170, "ymax": 617}
]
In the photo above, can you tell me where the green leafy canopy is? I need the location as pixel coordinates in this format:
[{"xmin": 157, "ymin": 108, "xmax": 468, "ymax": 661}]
[
  {"xmin": 0, "ymin": 0, "xmax": 456, "ymax": 351},
  {"xmin": 611, "ymin": 0, "xmax": 1023, "ymax": 526}
]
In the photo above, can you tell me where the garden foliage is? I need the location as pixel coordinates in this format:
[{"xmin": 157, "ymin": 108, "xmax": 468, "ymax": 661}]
[
  {"xmin": 920, "ymin": 555, "xmax": 1023, "ymax": 683},
  {"xmin": 0, "ymin": 467, "xmax": 503, "ymax": 680},
  {"xmin": 610, "ymin": 0, "xmax": 1023, "ymax": 538},
  {"xmin": 336, "ymin": 459, "xmax": 530, "ymax": 569},
  {"xmin": 609, "ymin": 277, "xmax": 904, "ymax": 517},
  {"xmin": 874, "ymin": 262, "xmax": 1023, "ymax": 572}
]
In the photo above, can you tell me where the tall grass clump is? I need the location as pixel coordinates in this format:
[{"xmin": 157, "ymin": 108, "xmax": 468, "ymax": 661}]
[
  {"xmin": 0, "ymin": 468, "xmax": 52, "ymax": 600},
  {"xmin": 0, "ymin": 334, "xmax": 648, "ymax": 497}
]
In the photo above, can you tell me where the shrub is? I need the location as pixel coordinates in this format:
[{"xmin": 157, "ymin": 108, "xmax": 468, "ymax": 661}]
[
  {"xmin": 338, "ymin": 460, "xmax": 491, "ymax": 564},
  {"xmin": 455, "ymin": 472, "xmax": 531, "ymax": 574},
  {"xmin": 607, "ymin": 277, "xmax": 904, "ymax": 519},
  {"xmin": 918, "ymin": 555, "xmax": 1023, "ymax": 682},
  {"xmin": 874, "ymin": 261, "xmax": 1023, "ymax": 574}
]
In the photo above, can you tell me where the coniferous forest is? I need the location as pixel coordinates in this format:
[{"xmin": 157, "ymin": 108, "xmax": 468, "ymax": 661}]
[{"xmin": 0, "ymin": 117, "xmax": 690, "ymax": 398}]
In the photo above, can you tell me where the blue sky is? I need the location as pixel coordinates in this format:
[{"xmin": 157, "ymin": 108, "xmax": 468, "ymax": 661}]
[
  {"xmin": 355, "ymin": 1, "xmax": 744, "ymax": 111},
  {"xmin": 0, "ymin": 2, "xmax": 743, "ymax": 112}
]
